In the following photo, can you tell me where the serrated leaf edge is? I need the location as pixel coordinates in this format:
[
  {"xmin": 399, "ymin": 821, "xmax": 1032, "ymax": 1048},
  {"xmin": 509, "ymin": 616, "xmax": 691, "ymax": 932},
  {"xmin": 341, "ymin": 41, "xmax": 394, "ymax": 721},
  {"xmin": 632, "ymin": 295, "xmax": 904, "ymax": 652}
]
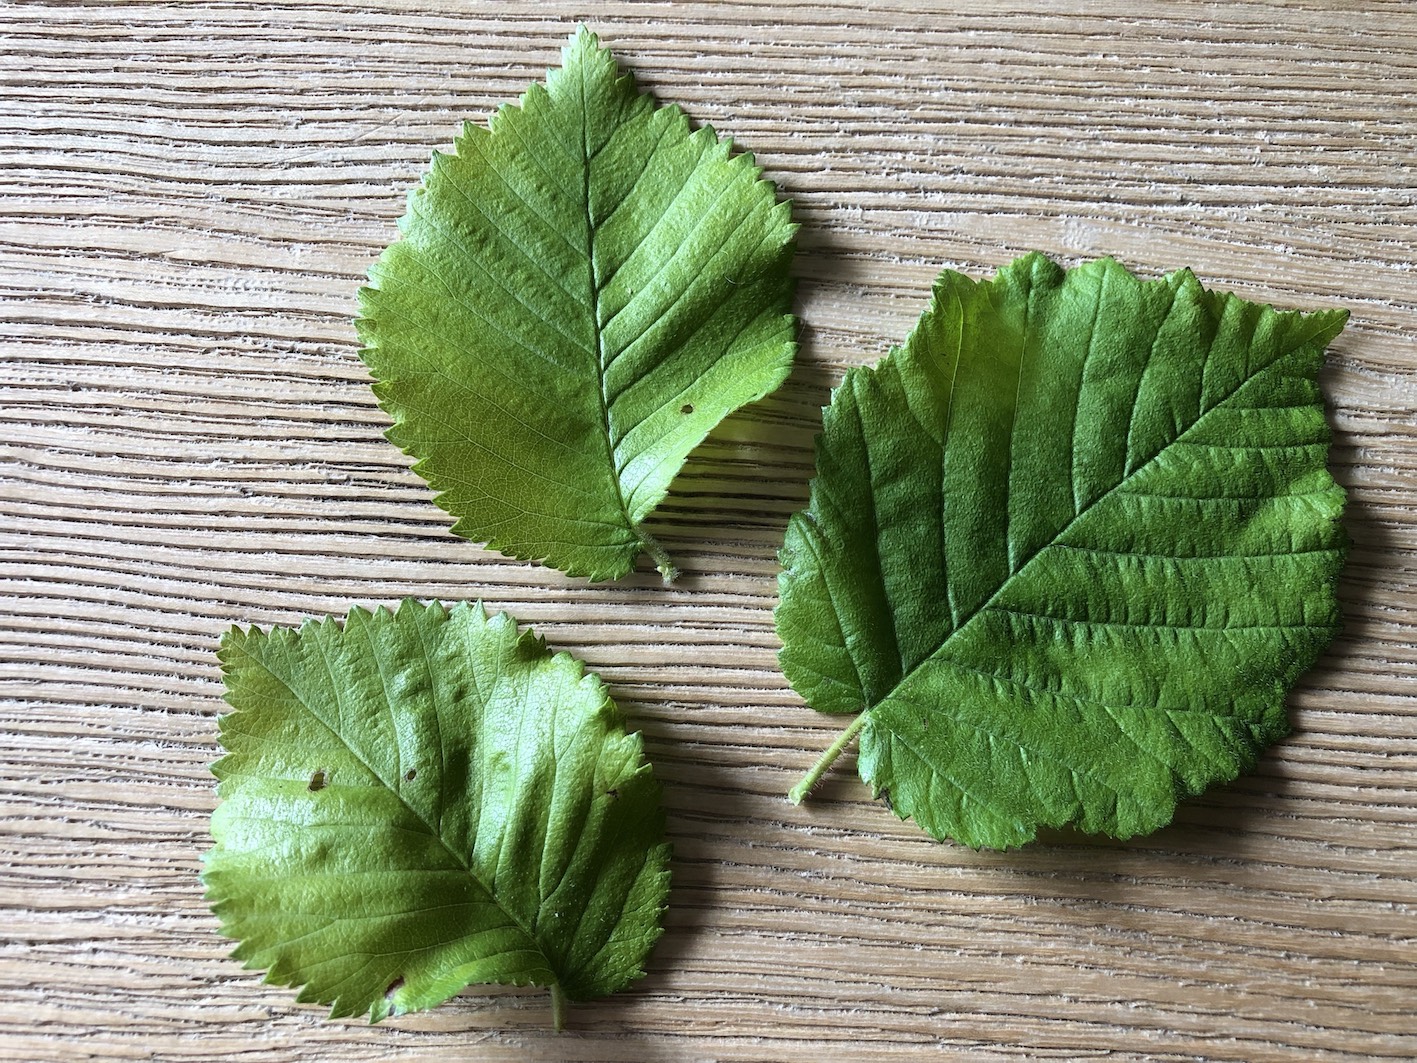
[
  {"xmin": 354, "ymin": 27, "xmax": 798, "ymax": 583},
  {"xmin": 780, "ymin": 253, "xmax": 1349, "ymax": 848},
  {"xmin": 203, "ymin": 598, "xmax": 669, "ymax": 1022}
]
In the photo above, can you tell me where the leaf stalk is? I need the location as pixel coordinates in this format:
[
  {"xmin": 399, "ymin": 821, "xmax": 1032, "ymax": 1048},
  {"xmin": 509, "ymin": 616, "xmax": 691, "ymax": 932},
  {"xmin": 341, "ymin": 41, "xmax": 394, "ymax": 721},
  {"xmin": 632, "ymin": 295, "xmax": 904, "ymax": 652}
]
[
  {"xmin": 550, "ymin": 981, "xmax": 568, "ymax": 1032},
  {"xmin": 636, "ymin": 528, "xmax": 679, "ymax": 583},
  {"xmin": 789, "ymin": 713, "xmax": 869, "ymax": 804}
]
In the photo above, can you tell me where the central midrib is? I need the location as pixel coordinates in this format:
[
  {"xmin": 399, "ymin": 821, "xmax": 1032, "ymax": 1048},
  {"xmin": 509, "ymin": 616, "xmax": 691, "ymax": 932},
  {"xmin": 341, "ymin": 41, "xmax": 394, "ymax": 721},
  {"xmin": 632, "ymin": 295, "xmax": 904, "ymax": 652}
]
[{"xmin": 578, "ymin": 60, "xmax": 640, "ymax": 546}]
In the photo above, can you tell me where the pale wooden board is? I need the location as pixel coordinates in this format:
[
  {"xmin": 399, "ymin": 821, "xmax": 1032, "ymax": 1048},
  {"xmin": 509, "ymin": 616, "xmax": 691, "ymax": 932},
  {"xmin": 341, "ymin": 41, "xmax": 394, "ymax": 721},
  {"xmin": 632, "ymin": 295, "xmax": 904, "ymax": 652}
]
[{"xmin": 2, "ymin": 1, "xmax": 1415, "ymax": 1060}]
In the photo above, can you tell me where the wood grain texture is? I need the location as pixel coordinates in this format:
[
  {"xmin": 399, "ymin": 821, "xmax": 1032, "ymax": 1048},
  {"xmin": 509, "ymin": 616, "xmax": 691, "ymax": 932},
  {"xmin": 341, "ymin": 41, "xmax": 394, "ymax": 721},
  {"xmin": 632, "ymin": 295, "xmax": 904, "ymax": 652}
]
[{"xmin": 2, "ymin": 1, "xmax": 1414, "ymax": 1059}]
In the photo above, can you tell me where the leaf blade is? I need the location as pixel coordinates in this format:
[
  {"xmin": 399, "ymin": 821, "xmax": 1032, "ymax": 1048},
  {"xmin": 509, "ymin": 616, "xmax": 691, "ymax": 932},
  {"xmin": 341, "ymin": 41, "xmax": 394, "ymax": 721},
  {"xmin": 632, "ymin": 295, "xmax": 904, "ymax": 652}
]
[
  {"xmin": 205, "ymin": 600, "xmax": 671, "ymax": 1021},
  {"xmin": 357, "ymin": 29, "xmax": 797, "ymax": 580},
  {"xmin": 779, "ymin": 254, "xmax": 1347, "ymax": 848}
]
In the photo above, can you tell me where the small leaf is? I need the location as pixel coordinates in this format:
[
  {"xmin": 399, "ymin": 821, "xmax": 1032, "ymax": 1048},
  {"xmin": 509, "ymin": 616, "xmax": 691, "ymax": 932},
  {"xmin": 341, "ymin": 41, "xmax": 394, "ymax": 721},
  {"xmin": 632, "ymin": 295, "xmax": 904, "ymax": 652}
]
[
  {"xmin": 204, "ymin": 600, "xmax": 671, "ymax": 1024},
  {"xmin": 779, "ymin": 254, "xmax": 1348, "ymax": 849},
  {"xmin": 357, "ymin": 28, "xmax": 797, "ymax": 581}
]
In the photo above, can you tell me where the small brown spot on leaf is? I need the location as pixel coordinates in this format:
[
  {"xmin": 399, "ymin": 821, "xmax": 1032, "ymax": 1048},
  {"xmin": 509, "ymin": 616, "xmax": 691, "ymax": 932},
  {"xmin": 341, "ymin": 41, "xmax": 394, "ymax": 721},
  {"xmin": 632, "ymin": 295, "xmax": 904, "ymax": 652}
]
[
  {"xmin": 308, "ymin": 770, "xmax": 327, "ymax": 792},
  {"xmin": 680, "ymin": 404, "xmax": 693, "ymax": 414},
  {"xmin": 605, "ymin": 788, "xmax": 619, "ymax": 800},
  {"xmin": 404, "ymin": 769, "xmax": 417, "ymax": 781}
]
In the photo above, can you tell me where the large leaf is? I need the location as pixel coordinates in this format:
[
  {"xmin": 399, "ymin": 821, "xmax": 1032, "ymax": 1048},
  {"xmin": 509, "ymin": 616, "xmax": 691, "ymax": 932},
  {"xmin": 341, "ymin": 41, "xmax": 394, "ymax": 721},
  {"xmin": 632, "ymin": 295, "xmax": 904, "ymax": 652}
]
[
  {"xmin": 356, "ymin": 29, "xmax": 797, "ymax": 581},
  {"xmin": 204, "ymin": 600, "xmax": 671, "ymax": 1026},
  {"xmin": 778, "ymin": 254, "xmax": 1348, "ymax": 849}
]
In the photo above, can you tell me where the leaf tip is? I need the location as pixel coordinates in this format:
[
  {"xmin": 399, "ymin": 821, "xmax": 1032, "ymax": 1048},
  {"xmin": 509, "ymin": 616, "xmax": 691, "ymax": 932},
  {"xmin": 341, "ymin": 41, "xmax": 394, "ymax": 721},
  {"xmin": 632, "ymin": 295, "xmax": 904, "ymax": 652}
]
[
  {"xmin": 1308, "ymin": 304, "xmax": 1350, "ymax": 349},
  {"xmin": 560, "ymin": 24, "xmax": 614, "ymax": 79}
]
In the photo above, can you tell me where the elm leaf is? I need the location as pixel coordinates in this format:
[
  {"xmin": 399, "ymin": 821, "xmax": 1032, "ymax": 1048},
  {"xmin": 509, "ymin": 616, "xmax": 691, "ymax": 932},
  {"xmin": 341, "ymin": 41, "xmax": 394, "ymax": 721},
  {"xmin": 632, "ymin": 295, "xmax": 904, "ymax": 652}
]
[
  {"xmin": 204, "ymin": 600, "xmax": 671, "ymax": 1027},
  {"xmin": 356, "ymin": 28, "xmax": 797, "ymax": 582},
  {"xmin": 778, "ymin": 254, "xmax": 1348, "ymax": 849}
]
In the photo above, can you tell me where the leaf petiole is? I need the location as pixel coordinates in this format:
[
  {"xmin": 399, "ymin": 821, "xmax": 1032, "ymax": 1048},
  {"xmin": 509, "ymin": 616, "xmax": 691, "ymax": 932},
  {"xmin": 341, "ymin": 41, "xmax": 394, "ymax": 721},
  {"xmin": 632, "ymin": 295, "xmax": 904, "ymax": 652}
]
[
  {"xmin": 636, "ymin": 528, "xmax": 679, "ymax": 583},
  {"xmin": 550, "ymin": 981, "xmax": 568, "ymax": 1032},
  {"xmin": 789, "ymin": 712, "xmax": 869, "ymax": 804}
]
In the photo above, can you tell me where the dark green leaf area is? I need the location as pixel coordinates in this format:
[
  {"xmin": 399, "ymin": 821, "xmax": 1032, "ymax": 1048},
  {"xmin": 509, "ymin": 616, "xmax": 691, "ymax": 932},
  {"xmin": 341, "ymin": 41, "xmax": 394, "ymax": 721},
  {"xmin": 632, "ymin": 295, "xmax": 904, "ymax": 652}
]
[
  {"xmin": 204, "ymin": 600, "xmax": 671, "ymax": 1022},
  {"xmin": 778, "ymin": 254, "xmax": 1347, "ymax": 848}
]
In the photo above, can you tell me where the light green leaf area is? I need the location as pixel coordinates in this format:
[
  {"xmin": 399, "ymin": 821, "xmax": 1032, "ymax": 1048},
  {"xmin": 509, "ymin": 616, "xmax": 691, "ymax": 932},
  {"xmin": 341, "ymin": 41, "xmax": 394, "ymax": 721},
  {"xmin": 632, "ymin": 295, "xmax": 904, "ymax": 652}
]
[
  {"xmin": 778, "ymin": 254, "xmax": 1348, "ymax": 849},
  {"xmin": 204, "ymin": 600, "xmax": 671, "ymax": 1025},
  {"xmin": 356, "ymin": 28, "xmax": 797, "ymax": 582}
]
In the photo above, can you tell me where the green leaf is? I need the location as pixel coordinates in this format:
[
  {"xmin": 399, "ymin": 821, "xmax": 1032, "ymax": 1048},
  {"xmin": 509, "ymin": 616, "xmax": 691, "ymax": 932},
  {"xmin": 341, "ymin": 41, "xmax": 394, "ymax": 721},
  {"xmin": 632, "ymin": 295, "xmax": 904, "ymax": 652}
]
[
  {"xmin": 356, "ymin": 28, "xmax": 797, "ymax": 582},
  {"xmin": 204, "ymin": 600, "xmax": 671, "ymax": 1026},
  {"xmin": 778, "ymin": 254, "xmax": 1348, "ymax": 849}
]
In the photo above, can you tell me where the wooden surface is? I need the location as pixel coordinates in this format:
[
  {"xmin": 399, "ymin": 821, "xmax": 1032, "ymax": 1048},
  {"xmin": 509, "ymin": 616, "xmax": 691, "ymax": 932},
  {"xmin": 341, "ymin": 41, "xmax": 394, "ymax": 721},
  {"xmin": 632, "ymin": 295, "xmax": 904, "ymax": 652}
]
[{"xmin": 3, "ymin": 2, "xmax": 1415, "ymax": 1060}]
